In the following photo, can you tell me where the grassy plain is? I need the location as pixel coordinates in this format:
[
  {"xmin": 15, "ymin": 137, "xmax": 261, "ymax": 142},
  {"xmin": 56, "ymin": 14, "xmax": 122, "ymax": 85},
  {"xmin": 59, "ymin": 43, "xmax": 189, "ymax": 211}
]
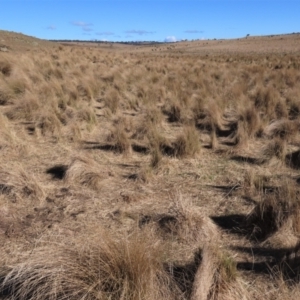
[{"xmin": 1, "ymin": 30, "xmax": 300, "ymax": 299}]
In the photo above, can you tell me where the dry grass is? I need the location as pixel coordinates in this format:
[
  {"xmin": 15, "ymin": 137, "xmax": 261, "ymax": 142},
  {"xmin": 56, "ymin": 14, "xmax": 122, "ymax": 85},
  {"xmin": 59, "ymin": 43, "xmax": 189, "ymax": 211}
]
[
  {"xmin": 1, "ymin": 30, "xmax": 300, "ymax": 299},
  {"xmin": 172, "ymin": 126, "xmax": 201, "ymax": 158},
  {"xmin": 247, "ymin": 184, "xmax": 300, "ymax": 240},
  {"xmin": 0, "ymin": 229, "xmax": 182, "ymax": 300},
  {"xmin": 64, "ymin": 157, "xmax": 105, "ymax": 191},
  {"xmin": 106, "ymin": 123, "xmax": 131, "ymax": 154}
]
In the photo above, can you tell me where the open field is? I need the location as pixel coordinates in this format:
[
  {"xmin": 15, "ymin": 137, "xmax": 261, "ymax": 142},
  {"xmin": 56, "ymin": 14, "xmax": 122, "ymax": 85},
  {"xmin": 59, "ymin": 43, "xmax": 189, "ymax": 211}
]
[{"xmin": 1, "ymin": 30, "xmax": 300, "ymax": 299}]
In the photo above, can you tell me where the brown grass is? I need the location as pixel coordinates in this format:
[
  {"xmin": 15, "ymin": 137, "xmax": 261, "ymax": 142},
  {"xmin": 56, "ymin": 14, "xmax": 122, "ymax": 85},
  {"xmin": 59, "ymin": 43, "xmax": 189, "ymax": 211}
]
[
  {"xmin": 0, "ymin": 229, "xmax": 182, "ymax": 300},
  {"xmin": 0, "ymin": 60, "xmax": 12, "ymax": 77},
  {"xmin": 247, "ymin": 184, "xmax": 300, "ymax": 240},
  {"xmin": 64, "ymin": 157, "xmax": 105, "ymax": 191},
  {"xmin": 1, "ymin": 30, "xmax": 300, "ymax": 299},
  {"xmin": 106, "ymin": 123, "xmax": 131, "ymax": 154},
  {"xmin": 172, "ymin": 126, "xmax": 201, "ymax": 158}
]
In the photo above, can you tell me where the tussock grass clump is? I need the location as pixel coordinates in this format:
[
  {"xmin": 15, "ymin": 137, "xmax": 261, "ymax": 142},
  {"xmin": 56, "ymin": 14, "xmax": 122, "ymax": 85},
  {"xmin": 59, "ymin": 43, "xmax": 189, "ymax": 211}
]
[
  {"xmin": 37, "ymin": 112, "xmax": 62, "ymax": 136},
  {"xmin": 162, "ymin": 101, "xmax": 182, "ymax": 123},
  {"xmin": 5, "ymin": 93, "xmax": 39, "ymax": 121},
  {"xmin": 0, "ymin": 164, "xmax": 44, "ymax": 201},
  {"xmin": 262, "ymin": 138, "xmax": 287, "ymax": 161},
  {"xmin": 194, "ymin": 99, "xmax": 223, "ymax": 132},
  {"xmin": 131, "ymin": 116, "xmax": 158, "ymax": 142},
  {"xmin": 104, "ymin": 89, "xmax": 120, "ymax": 113},
  {"xmin": 63, "ymin": 121, "xmax": 82, "ymax": 142},
  {"xmin": 172, "ymin": 126, "xmax": 201, "ymax": 158},
  {"xmin": 147, "ymin": 126, "xmax": 200, "ymax": 161},
  {"xmin": 243, "ymin": 170, "xmax": 271, "ymax": 194},
  {"xmin": 0, "ymin": 84, "xmax": 13, "ymax": 105},
  {"xmin": 0, "ymin": 60, "xmax": 12, "ymax": 77},
  {"xmin": 106, "ymin": 124, "xmax": 131, "ymax": 154},
  {"xmin": 239, "ymin": 105, "xmax": 261, "ymax": 138},
  {"xmin": 145, "ymin": 106, "xmax": 164, "ymax": 125},
  {"xmin": 0, "ymin": 230, "xmax": 181, "ymax": 300},
  {"xmin": 217, "ymin": 252, "xmax": 238, "ymax": 283},
  {"xmin": 76, "ymin": 106, "xmax": 97, "ymax": 126},
  {"xmin": 0, "ymin": 116, "xmax": 29, "ymax": 156},
  {"xmin": 230, "ymin": 120, "xmax": 248, "ymax": 148},
  {"xmin": 286, "ymin": 90, "xmax": 300, "ymax": 119},
  {"xmin": 247, "ymin": 184, "xmax": 300, "ymax": 240},
  {"xmin": 9, "ymin": 78, "xmax": 28, "ymax": 95},
  {"xmin": 264, "ymin": 119, "xmax": 298, "ymax": 141},
  {"xmin": 140, "ymin": 194, "xmax": 219, "ymax": 244},
  {"xmin": 146, "ymin": 117, "xmax": 195, "ymax": 155},
  {"xmin": 64, "ymin": 157, "xmax": 105, "ymax": 190},
  {"xmin": 150, "ymin": 145, "xmax": 163, "ymax": 168},
  {"xmin": 147, "ymin": 126, "xmax": 171, "ymax": 152},
  {"xmin": 76, "ymin": 83, "xmax": 93, "ymax": 102},
  {"xmin": 252, "ymin": 85, "xmax": 280, "ymax": 118}
]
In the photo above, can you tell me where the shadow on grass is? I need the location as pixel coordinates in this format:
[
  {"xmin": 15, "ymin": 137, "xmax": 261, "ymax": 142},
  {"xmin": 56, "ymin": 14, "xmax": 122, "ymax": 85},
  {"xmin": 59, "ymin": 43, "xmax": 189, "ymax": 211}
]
[
  {"xmin": 0, "ymin": 183, "xmax": 13, "ymax": 194},
  {"xmin": 237, "ymin": 261, "xmax": 275, "ymax": 275},
  {"xmin": 286, "ymin": 150, "xmax": 300, "ymax": 169},
  {"xmin": 165, "ymin": 249, "xmax": 202, "ymax": 298},
  {"xmin": 207, "ymin": 184, "xmax": 242, "ymax": 197},
  {"xmin": 211, "ymin": 210, "xmax": 288, "ymax": 242},
  {"xmin": 82, "ymin": 141, "xmax": 120, "ymax": 152},
  {"xmin": 235, "ymin": 245, "xmax": 300, "ymax": 282},
  {"xmin": 46, "ymin": 164, "xmax": 68, "ymax": 180},
  {"xmin": 83, "ymin": 141, "xmax": 150, "ymax": 154},
  {"xmin": 232, "ymin": 246, "xmax": 290, "ymax": 261},
  {"xmin": 83, "ymin": 143, "xmax": 118, "ymax": 151},
  {"xmin": 210, "ymin": 214, "xmax": 248, "ymax": 235},
  {"xmin": 231, "ymin": 155, "xmax": 267, "ymax": 165},
  {"xmin": 131, "ymin": 143, "xmax": 149, "ymax": 154}
]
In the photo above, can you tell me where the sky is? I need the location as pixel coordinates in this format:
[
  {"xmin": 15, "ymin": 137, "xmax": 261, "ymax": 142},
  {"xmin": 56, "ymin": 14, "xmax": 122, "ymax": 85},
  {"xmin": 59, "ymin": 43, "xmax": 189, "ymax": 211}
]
[{"xmin": 1, "ymin": 0, "xmax": 299, "ymax": 42}]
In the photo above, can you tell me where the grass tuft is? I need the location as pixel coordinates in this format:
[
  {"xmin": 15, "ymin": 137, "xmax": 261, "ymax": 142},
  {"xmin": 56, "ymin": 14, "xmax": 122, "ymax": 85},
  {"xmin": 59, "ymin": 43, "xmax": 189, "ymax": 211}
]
[
  {"xmin": 0, "ymin": 230, "xmax": 181, "ymax": 300},
  {"xmin": 172, "ymin": 126, "xmax": 201, "ymax": 158},
  {"xmin": 247, "ymin": 184, "xmax": 300, "ymax": 240},
  {"xmin": 0, "ymin": 60, "xmax": 12, "ymax": 76}
]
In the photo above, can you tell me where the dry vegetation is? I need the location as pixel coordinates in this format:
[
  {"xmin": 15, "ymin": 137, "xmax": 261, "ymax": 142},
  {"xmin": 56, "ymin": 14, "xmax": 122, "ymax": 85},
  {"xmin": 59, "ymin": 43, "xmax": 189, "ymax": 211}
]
[{"xmin": 0, "ymin": 31, "xmax": 300, "ymax": 299}]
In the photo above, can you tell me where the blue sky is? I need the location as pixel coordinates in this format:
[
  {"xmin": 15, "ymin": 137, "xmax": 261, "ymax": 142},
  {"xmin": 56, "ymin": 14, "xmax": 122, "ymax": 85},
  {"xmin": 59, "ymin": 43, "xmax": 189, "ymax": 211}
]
[{"xmin": 1, "ymin": 1, "xmax": 299, "ymax": 42}]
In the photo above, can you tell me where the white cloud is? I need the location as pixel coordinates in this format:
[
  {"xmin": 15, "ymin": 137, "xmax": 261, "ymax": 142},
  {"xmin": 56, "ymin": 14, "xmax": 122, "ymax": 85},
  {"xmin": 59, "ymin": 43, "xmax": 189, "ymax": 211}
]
[
  {"xmin": 71, "ymin": 21, "xmax": 94, "ymax": 32},
  {"xmin": 71, "ymin": 21, "xmax": 93, "ymax": 27},
  {"xmin": 83, "ymin": 27, "xmax": 93, "ymax": 32},
  {"xmin": 164, "ymin": 36, "xmax": 177, "ymax": 42},
  {"xmin": 47, "ymin": 25, "xmax": 56, "ymax": 30},
  {"xmin": 125, "ymin": 30, "xmax": 155, "ymax": 35},
  {"xmin": 96, "ymin": 31, "xmax": 114, "ymax": 36}
]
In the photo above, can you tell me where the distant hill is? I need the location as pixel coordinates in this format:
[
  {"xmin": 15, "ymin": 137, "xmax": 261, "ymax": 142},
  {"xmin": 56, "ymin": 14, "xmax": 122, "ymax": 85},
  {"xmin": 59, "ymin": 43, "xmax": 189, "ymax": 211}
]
[
  {"xmin": 0, "ymin": 30, "xmax": 55, "ymax": 52},
  {"xmin": 1, "ymin": 29, "xmax": 300, "ymax": 54}
]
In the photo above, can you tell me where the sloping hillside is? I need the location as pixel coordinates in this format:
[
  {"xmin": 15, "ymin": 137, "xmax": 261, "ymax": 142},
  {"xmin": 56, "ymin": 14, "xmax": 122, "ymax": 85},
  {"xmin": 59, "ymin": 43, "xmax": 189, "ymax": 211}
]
[{"xmin": 0, "ymin": 30, "xmax": 55, "ymax": 52}]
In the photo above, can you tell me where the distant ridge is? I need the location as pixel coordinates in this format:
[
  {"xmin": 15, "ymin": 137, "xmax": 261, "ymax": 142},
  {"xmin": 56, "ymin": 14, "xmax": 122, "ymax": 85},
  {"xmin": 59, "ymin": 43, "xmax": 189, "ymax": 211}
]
[
  {"xmin": 0, "ymin": 30, "xmax": 55, "ymax": 51},
  {"xmin": 0, "ymin": 29, "xmax": 299, "ymax": 53}
]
